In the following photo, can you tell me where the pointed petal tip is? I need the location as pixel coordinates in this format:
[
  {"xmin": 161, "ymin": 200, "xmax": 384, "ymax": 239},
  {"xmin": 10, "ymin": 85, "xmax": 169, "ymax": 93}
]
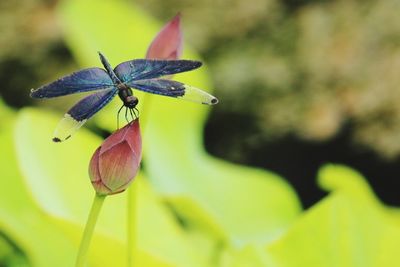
[
  {"xmin": 146, "ymin": 12, "xmax": 183, "ymax": 60},
  {"xmin": 100, "ymin": 119, "xmax": 139, "ymax": 154},
  {"xmin": 171, "ymin": 12, "xmax": 181, "ymax": 24}
]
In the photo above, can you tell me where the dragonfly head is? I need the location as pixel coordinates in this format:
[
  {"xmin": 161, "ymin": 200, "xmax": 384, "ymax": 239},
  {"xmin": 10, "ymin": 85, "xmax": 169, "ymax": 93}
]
[
  {"xmin": 118, "ymin": 86, "xmax": 139, "ymax": 109},
  {"xmin": 124, "ymin": 95, "xmax": 139, "ymax": 109}
]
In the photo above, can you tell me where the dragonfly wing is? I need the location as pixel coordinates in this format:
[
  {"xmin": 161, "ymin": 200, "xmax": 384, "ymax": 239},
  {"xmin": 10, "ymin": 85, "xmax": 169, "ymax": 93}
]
[
  {"xmin": 31, "ymin": 68, "xmax": 114, "ymax": 98},
  {"xmin": 114, "ymin": 59, "xmax": 202, "ymax": 83},
  {"xmin": 53, "ymin": 88, "xmax": 118, "ymax": 142},
  {"xmin": 129, "ymin": 79, "xmax": 218, "ymax": 105}
]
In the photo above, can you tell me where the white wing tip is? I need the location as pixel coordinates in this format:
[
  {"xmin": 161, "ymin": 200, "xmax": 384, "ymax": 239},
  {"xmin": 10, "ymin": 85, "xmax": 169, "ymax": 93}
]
[
  {"xmin": 210, "ymin": 97, "xmax": 219, "ymax": 105},
  {"xmin": 53, "ymin": 114, "xmax": 86, "ymax": 142}
]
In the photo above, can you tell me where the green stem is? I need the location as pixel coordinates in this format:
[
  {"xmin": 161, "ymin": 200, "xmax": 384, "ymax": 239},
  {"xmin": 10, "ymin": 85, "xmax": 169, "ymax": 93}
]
[
  {"xmin": 127, "ymin": 181, "xmax": 138, "ymax": 267},
  {"xmin": 126, "ymin": 90, "xmax": 153, "ymax": 267},
  {"xmin": 126, "ymin": 89, "xmax": 152, "ymax": 267},
  {"xmin": 75, "ymin": 194, "xmax": 106, "ymax": 267}
]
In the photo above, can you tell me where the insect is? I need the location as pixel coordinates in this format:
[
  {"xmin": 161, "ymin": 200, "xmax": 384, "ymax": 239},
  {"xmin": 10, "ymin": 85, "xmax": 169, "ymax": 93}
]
[{"xmin": 30, "ymin": 52, "xmax": 218, "ymax": 142}]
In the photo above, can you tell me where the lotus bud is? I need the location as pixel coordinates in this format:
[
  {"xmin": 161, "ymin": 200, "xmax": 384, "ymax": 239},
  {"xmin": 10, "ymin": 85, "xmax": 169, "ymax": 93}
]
[{"xmin": 89, "ymin": 119, "xmax": 142, "ymax": 195}]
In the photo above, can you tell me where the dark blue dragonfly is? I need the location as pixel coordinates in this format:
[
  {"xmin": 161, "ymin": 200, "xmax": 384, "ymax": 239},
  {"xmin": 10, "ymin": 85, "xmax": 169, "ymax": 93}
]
[{"xmin": 31, "ymin": 52, "xmax": 218, "ymax": 142}]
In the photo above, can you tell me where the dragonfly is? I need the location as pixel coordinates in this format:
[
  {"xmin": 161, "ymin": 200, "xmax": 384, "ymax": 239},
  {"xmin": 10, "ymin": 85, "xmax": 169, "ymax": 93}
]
[{"xmin": 31, "ymin": 52, "xmax": 218, "ymax": 142}]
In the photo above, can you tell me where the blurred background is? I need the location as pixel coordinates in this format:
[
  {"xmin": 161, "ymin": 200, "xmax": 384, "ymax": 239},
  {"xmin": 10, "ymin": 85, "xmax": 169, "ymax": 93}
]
[
  {"xmin": 2, "ymin": 0, "xmax": 400, "ymax": 206},
  {"xmin": 1, "ymin": 0, "xmax": 400, "ymax": 266}
]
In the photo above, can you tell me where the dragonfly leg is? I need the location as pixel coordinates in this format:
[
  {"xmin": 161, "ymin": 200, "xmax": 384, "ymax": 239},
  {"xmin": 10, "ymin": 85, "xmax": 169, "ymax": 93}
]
[
  {"xmin": 126, "ymin": 107, "xmax": 139, "ymax": 123},
  {"xmin": 133, "ymin": 107, "xmax": 140, "ymax": 119},
  {"xmin": 117, "ymin": 104, "xmax": 124, "ymax": 129},
  {"xmin": 129, "ymin": 108, "xmax": 134, "ymax": 122},
  {"xmin": 125, "ymin": 107, "xmax": 129, "ymax": 123}
]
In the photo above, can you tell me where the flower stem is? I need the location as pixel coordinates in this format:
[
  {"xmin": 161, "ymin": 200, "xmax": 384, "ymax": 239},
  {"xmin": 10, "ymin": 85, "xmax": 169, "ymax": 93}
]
[
  {"xmin": 126, "ymin": 90, "xmax": 151, "ymax": 267},
  {"xmin": 127, "ymin": 181, "xmax": 138, "ymax": 267},
  {"xmin": 75, "ymin": 193, "xmax": 106, "ymax": 267}
]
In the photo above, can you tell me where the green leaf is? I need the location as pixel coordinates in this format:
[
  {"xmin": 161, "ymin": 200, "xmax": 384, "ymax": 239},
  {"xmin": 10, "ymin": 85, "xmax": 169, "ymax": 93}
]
[
  {"xmin": 0, "ymin": 98, "xmax": 15, "ymax": 132},
  {"xmin": 14, "ymin": 107, "xmax": 206, "ymax": 267},
  {"xmin": 0, "ymin": 233, "xmax": 30, "ymax": 267},
  {"xmin": 51, "ymin": 217, "xmax": 174, "ymax": 267},
  {"xmin": 0, "ymin": 108, "xmax": 76, "ymax": 267},
  {"xmin": 14, "ymin": 108, "xmax": 99, "ymax": 224},
  {"xmin": 58, "ymin": 0, "xmax": 302, "ymax": 250},
  {"xmin": 219, "ymin": 245, "xmax": 275, "ymax": 267},
  {"xmin": 267, "ymin": 164, "xmax": 400, "ymax": 267}
]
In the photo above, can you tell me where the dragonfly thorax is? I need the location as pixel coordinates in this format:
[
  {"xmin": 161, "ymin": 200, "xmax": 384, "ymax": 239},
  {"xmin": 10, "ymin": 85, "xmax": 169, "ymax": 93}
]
[{"xmin": 118, "ymin": 84, "xmax": 138, "ymax": 108}]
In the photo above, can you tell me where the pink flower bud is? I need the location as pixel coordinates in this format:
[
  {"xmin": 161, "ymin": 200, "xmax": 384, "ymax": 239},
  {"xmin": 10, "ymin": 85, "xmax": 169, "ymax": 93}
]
[
  {"xmin": 89, "ymin": 119, "xmax": 142, "ymax": 195},
  {"xmin": 146, "ymin": 13, "xmax": 183, "ymax": 60}
]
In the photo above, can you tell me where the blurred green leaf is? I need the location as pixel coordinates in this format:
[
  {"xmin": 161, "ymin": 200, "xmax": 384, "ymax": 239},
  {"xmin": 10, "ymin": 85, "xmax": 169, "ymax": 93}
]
[
  {"xmin": 0, "ymin": 106, "xmax": 76, "ymax": 267},
  {"xmin": 219, "ymin": 245, "xmax": 274, "ymax": 267},
  {"xmin": 14, "ymin": 108, "xmax": 99, "ymax": 224},
  {"xmin": 0, "ymin": 236, "xmax": 13, "ymax": 261},
  {"xmin": 0, "ymin": 98, "xmax": 15, "ymax": 131},
  {"xmin": 51, "ymin": 217, "xmax": 174, "ymax": 267},
  {"xmin": 266, "ymin": 164, "xmax": 400, "ymax": 267},
  {"xmin": 58, "ymin": 0, "xmax": 302, "ymax": 251},
  {"xmin": 0, "ymin": 234, "xmax": 29, "ymax": 267},
  {"xmin": 14, "ymin": 108, "xmax": 206, "ymax": 267}
]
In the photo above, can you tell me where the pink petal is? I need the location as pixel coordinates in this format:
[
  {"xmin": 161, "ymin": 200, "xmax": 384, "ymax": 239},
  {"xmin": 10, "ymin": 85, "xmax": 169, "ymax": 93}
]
[
  {"xmin": 100, "ymin": 119, "xmax": 141, "ymax": 156},
  {"xmin": 100, "ymin": 124, "xmax": 130, "ymax": 154},
  {"xmin": 124, "ymin": 120, "xmax": 142, "ymax": 165},
  {"xmin": 98, "ymin": 141, "xmax": 139, "ymax": 191},
  {"xmin": 88, "ymin": 147, "xmax": 112, "ymax": 195},
  {"xmin": 89, "ymin": 147, "xmax": 102, "ymax": 184},
  {"xmin": 91, "ymin": 180, "xmax": 113, "ymax": 195},
  {"xmin": 146, "ymin": 13, "xmax": 183, "ymax": 60}
]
